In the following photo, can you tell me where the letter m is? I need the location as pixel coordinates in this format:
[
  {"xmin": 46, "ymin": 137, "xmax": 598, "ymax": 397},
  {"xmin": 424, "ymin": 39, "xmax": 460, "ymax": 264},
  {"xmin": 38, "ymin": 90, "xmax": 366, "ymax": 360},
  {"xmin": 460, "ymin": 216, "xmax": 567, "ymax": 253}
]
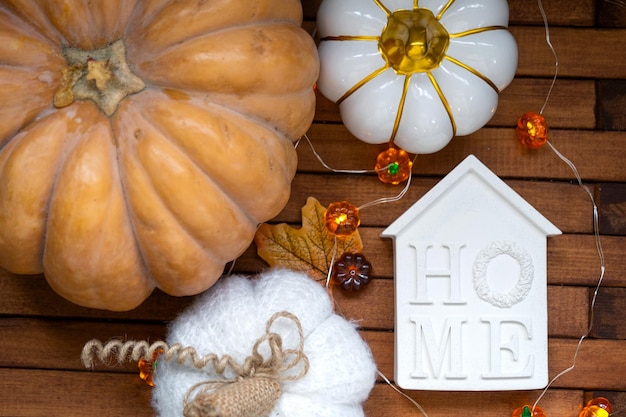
[{"xmin": 409, "ymin": 316, "xmax": 466, "ymax": 380}]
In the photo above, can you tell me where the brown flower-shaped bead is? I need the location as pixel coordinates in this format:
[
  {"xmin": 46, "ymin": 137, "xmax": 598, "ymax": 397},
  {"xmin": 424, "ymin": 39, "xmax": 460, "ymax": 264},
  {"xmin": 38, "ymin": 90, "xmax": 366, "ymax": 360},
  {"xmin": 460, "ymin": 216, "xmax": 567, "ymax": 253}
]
[{"xmin": 331, "ymin": 252, "xmax": 372, "ymax": 291}]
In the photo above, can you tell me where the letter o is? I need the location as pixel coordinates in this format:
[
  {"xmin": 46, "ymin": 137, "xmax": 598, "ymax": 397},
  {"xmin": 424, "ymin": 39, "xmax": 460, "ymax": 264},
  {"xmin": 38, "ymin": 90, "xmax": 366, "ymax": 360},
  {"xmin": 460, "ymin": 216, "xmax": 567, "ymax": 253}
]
[{"xmin": 472, "ymin": 241, "xmax": 534, "ymax": 308}]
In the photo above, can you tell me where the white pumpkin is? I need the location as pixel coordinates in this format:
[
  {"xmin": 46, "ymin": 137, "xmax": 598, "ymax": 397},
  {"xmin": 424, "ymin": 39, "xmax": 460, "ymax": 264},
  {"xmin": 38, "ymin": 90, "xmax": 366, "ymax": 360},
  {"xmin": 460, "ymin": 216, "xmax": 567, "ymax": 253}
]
[
  {"xmin": 316, "ymin": 0, "xmax": 518, "ymax": 154},
  {"xmin": 152, "ymin": 269, "xmax": 377, "ymax": 417}
]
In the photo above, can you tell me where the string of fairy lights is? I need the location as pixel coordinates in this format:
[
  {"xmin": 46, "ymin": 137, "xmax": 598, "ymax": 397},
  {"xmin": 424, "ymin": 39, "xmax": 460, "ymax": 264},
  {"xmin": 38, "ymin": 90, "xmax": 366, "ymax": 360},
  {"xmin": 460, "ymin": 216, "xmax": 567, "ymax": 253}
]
[{"xmin": 298, "ymin": 0, "xmax": 618, "ymax": 416}]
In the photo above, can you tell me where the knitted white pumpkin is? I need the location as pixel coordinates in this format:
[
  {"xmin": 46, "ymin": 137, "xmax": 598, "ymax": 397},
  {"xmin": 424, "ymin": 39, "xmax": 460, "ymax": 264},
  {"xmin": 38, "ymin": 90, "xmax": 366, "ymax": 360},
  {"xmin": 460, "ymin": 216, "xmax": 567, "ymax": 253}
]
[{"xmin": 152, "ymin": 269, "xmax": 377, "ymax": 417}]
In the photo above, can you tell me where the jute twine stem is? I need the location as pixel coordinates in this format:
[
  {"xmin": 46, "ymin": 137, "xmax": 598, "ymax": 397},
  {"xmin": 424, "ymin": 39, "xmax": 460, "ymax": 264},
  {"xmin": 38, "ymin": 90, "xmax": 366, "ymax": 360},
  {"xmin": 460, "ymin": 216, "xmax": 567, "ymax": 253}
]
[{"xmin": 82, "ymin": 311, "xmax": 309, "ymax": 417}]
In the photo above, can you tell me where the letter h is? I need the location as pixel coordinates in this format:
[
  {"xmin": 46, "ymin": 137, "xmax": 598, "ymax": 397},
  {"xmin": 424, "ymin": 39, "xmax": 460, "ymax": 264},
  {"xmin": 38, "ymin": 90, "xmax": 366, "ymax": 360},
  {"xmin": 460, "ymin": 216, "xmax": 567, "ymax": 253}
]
[{"xmin": 409, "ymin": 242, "xmax": 466, "ymax": 305}]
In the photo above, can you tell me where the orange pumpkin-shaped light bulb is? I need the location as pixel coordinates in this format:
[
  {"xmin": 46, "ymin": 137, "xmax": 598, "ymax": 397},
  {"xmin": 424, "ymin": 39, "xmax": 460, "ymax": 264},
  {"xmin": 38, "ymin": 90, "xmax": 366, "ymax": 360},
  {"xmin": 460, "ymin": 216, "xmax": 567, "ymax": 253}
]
[
  {"xmin": 579, "ymin": 406, "xmax": 610, "ymax": 417},
  {"xmin": 375, "ymin": 147, "xmax": 413, "ymax": 184},
  {"xmin": 138, "ymin": 348, "xmax": 163, "ymax": 387},
  {"xmin": 324, "ymin": 201, "xmax": 360, "ymax": 236},
  {"xmin": 579, "ymin": 397, "xmax": 612, "ymax": 417},
  {"xmin": 512, "ymin": 405, "xmax": 547, "ymax": 417},
  {"xmin": 516, "ymin": 111, "xmax": 549, "ymax": 149}
]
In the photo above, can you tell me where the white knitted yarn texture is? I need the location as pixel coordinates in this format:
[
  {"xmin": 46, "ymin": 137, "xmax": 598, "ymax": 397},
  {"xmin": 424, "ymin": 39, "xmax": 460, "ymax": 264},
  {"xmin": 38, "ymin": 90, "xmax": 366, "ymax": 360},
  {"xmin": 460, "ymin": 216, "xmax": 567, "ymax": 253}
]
[{"xmin": 152, "ymin": 268, "xmax": 378, "ymax": 417}]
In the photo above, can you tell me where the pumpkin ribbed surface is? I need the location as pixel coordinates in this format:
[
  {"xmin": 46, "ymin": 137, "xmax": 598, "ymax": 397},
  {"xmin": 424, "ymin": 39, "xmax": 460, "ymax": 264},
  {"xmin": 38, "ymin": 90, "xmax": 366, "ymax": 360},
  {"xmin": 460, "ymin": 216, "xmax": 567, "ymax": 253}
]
[{"xmin": 0, "ymin": 0, "xmax": 319, "ymax": 310}]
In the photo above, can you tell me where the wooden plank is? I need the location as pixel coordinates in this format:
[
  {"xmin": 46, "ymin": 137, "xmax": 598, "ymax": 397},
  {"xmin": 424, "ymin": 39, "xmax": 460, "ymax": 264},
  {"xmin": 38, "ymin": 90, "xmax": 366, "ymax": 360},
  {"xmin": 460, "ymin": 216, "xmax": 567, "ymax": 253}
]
[
  {"xmin": 366, "ymin": 385, "xmax": 583, "ymax": 417},
  {"xmin": 478, "ymin": 78, "xmax": 595, "ymax": 129},
  {"xmin": 274, "ymin": 175, "xmax": 592, "ymax": 233},
  {"xmin": 241, "ymin": 232, "xmax": 624, "ymax": 287},
  {"xmin": 303, "ymin": 0, "xmax": 597, "ymax": 27},
  {"xmin": 0, "ymin": 287, "xmax": 588, "ymax": 372},
  {"xmin": 429, "ymin": 128, "xmax": 626, "ymax": 183},
  {"xmin": 300, "ymin": 125, "xmax": 626, "ymax": 182},
  {"xmin": 508, "ymin": 0, "xmax": 595, "ymax": 27},
  {"xmin": 0, "ymin": 268, "xmax": 193, "ymax": 321},
  {"xmin": 597, "ymin": 80, "xmax": 626, "ymax": 130},
  {"xmin": 1, "ymin": 234, "xmax": 623, "ymax": 319},
  {"xmin": 546, "ymin": 338, "xmax": 626, "ymax": 390},
  {"xmin": 598, "ymin": 183, "xmax": 626, "ymax": 235},
  {"xmin": 364, "ymin": 333, "xmax": 626, "ymax": 390},
  {"xmin": 548, "ymin": 234, "xmax": 625, "ymax": 287},
  {"xmin": 511, "ymin": 27, "xmax": 626, "ymax": 79},
  {"xmin": 339, "ymin": 283, "xmax": 589, "ymax": 335},
  {"xmin": 300, "ymin": 0, "xmax": 322, "ymax": 20},
  {"xmin": 597, "ymin": 0, "xmax": 626, "ymax": 28},
  {"xmin": 590, "ymin": 287, "xmax": 626, "ymax": 340},
  {"xmin": 338, "ymin": 282, "xmax": 589, "ymax": 336},
  {"xmin": 314, "ymin": 79, "xmax": 597, "ymax": 130},
  {"xmin": 0, "ymin": 318, "xmax": 164, "ymax": 373},
  {"xmin": 547, "ymin": 285, "xmax": 589, "ymax": 338},
  {"xmin": 0, "ymin": 367, "xmax": 584, "ymax": 417},
  {"xmin": 0, "ymin": 368, "xmax": 154, "ymax": 417},
  {"xmin": 0, "ymin": 340, "xmax": 619, "ymax": 415},
  {"xmin": 3, "ymin": 331, "xmax": 622, "ymax": 411}
]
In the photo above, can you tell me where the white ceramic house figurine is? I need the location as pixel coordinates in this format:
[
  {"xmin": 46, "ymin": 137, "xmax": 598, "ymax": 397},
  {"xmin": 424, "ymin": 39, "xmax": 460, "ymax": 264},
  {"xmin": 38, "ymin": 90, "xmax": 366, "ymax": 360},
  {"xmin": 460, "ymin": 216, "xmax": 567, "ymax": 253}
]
[{"xmin": 382, "ymin": 155, "xmax": 561, "ymax": 391}]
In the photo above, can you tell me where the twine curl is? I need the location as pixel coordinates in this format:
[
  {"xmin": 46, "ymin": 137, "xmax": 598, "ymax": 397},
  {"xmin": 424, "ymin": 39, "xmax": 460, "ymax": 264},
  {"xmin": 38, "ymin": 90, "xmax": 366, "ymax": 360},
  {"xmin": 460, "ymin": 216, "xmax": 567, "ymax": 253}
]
[{"xmin": 81, "ymin": 311, "xmax": 309, "ymax": 417}]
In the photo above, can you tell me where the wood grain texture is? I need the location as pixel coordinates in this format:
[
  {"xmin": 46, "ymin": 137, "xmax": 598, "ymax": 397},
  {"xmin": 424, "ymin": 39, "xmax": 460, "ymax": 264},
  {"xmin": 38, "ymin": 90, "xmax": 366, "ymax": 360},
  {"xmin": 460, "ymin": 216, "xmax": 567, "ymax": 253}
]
[
  {"xmin": 1, "ymin": 0, "xmax": 625, "ymax": 416},
  {"xmin": 597, "ymin": 80, "xmax": 626, "ymax": 130},
  {"xmin": 298, "ymin": 125, "xmax": 626, "ymax": 182},
  {"xmin": 591, "ymin": 287, "xmax": 626, "ymax": 340},
  {"xmin": 597, "ymin": 0, "xmax": 626, "ymax": 28},
  {"xmin": 0, "ymin": 367, "xmax": 586, "ymax": 417},
  {"xmin": 599, "ymin": 183, "xmax": 626, "ymax": 235}
]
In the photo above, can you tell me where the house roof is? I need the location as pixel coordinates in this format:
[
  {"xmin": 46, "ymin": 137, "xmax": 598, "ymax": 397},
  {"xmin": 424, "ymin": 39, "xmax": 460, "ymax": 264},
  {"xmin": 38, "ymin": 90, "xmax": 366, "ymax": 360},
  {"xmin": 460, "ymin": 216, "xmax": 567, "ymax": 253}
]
[{"xmin": 381, "ymin": 154, "xmax": 561, "ymax": 237}]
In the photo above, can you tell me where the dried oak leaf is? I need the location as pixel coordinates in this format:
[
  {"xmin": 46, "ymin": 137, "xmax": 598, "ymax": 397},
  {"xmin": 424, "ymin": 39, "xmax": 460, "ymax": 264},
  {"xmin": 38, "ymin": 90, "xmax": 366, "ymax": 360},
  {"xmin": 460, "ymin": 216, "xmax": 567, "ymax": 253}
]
[{"xmin": 254, "ymin": 196, "xmax": 363, "ymax": 280}]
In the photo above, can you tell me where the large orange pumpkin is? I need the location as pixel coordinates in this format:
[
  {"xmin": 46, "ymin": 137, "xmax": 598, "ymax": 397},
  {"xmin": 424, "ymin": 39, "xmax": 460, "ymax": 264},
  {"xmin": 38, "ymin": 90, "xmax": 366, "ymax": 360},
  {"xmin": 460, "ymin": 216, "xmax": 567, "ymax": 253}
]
[{"xmin": 0, "ymin": 0, "xmax": 319, "ymax": 310}]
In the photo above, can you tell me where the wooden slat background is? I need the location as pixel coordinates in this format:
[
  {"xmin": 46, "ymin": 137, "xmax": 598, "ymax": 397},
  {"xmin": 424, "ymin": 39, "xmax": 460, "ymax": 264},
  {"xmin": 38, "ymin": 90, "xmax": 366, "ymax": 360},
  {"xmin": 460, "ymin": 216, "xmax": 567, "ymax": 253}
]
[{"xmin": 1, "ymin": 0, "xmax": 625, "ymax": 416}]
